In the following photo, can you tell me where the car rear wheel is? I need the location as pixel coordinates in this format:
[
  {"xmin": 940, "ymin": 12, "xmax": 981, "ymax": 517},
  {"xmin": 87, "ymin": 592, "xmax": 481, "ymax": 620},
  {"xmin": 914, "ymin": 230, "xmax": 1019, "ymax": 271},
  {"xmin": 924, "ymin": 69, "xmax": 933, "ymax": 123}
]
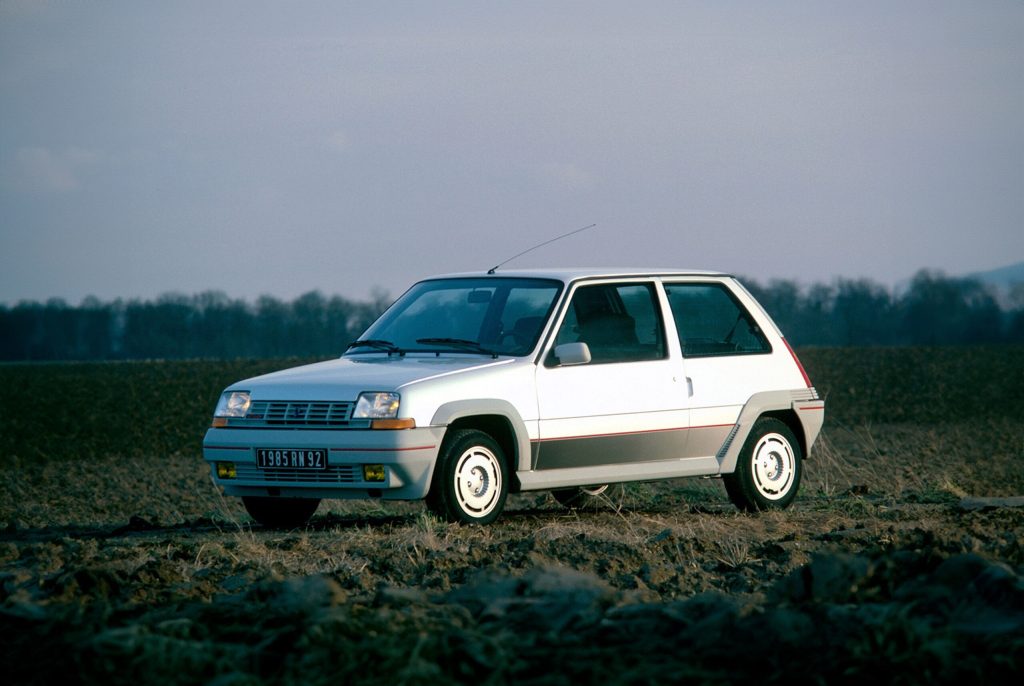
[
  {"xmin": 724, "ymin": 417, "xmax": 802, "ymax": 512},
  {"xmin": 551, "ymin": 484, "xmax": 621, "ymax": 509},
  {"xmin": 427, "ymin": 429, "xmax": 508, "ymax": 525},
  {"xmin": 242, "ymin": 496, "xmax": 320, "ymax": 528}
]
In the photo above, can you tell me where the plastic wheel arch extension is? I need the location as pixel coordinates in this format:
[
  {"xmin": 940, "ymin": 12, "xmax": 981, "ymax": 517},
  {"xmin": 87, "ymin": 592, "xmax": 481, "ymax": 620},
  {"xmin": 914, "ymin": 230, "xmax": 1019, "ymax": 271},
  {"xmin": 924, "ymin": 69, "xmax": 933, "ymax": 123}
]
[{"xmin": 717, "ymin": 390, "xmax": 824, "ymax": 474}]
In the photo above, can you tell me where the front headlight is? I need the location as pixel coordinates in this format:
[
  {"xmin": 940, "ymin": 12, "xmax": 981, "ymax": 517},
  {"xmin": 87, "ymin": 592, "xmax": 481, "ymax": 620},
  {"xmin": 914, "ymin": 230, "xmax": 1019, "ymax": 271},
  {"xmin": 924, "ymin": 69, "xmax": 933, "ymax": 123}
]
[
  {"xmin": 353, "ymin": 391, "xmax": 400, "ymax": 419},
  {"xmin": 214, "ymin": 391, "xmax": 251, "ymax": 418}
]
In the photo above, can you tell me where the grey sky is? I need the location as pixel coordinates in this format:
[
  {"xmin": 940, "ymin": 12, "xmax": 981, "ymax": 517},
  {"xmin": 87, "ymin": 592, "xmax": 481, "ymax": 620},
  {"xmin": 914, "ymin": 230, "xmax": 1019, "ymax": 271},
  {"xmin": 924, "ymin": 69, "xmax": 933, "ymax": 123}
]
[{"xmin": 1, "ymin": 1, "xmax": 1021, "ymax": 305}]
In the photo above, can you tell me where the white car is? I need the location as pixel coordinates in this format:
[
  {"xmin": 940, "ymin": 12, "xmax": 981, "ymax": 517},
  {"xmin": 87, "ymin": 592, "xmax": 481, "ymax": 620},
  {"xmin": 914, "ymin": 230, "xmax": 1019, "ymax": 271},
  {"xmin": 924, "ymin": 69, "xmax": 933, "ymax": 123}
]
[{"xmin": 203, "ymin": 269, "xmax": 824, "ymax": 526}]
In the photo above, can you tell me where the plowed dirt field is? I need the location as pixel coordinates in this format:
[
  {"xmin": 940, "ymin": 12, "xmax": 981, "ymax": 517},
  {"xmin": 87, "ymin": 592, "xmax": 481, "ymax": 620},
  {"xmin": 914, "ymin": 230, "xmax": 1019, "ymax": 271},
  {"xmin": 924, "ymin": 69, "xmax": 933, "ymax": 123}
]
[{"xmin": 1, "ymin": 348, "xmax": 1022, "ymax": 684}]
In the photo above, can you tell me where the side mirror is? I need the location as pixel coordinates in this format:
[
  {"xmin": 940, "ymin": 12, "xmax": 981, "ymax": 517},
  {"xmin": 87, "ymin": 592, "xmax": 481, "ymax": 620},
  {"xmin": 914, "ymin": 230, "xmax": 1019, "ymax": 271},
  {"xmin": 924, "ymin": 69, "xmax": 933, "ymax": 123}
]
[{"xmin": 554, "ymin": 342, "xmax": 591, "ymax": 366}]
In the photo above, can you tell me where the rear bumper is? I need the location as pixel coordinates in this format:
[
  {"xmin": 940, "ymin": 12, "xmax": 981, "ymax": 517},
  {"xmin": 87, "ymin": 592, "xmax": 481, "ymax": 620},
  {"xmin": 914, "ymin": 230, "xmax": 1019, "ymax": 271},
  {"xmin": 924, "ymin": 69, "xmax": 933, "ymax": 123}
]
[
  {"xmin": 793, "ymin": 395, "xmax": 826, "ymax": 457},
  {"xmin": 202, "ymin": 426, "xmax": 446, "ymax": 500}
]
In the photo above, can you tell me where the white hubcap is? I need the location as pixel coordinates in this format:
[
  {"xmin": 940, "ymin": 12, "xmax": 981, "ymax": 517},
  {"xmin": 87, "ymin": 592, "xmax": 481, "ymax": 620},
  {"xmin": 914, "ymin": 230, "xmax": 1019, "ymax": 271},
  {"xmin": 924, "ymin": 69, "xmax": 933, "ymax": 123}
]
[
  {"xmin": 751, "ymin": 433, "xmax": 795, "ymax": 500},
  {"xmin": 454, "ymin": 446, "xmax": 502, "ymax": 518}
]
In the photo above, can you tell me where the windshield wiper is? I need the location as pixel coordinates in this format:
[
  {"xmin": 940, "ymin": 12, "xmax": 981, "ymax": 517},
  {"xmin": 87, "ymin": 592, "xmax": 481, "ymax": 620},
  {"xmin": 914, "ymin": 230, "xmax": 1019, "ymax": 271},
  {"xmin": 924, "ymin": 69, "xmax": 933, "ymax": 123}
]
[
  {"xmin": 346, "ymin": 339, "xmax": 404, "ymax": 354},
  {"xmin": 416, "ymin": 338, "xmax": 498, "ymax": 358}
]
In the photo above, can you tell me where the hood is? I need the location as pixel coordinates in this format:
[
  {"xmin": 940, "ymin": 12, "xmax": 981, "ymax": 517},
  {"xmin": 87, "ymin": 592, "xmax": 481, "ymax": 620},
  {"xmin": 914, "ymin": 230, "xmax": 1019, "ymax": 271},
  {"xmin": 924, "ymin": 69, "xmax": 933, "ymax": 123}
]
[{"xmin": 230, "ymin": 354, "xmax": 515, "ymax": 401}]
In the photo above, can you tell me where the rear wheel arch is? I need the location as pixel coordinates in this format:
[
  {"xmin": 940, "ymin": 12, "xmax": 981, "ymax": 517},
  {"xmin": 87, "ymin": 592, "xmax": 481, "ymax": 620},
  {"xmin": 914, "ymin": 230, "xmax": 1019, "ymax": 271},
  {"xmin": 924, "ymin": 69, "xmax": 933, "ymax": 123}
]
[
  {"xmin": 718, "ymin": 391, "xmax": 819, "ymax": 474},
  {"xmin": 760, "ymin": 409, "xmax": 808, "ymax": 461}
]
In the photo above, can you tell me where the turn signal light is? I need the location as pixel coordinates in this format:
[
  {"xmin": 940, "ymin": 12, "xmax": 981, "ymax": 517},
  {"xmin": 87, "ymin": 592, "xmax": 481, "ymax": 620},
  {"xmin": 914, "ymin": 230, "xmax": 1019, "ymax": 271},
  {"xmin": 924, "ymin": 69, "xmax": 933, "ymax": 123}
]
[
  {"xmin": 216, "ymin": 462, "xmax": 237, "ymax": 479},
  {"xmin": 370, "ymin": 418, "xmax": 416, "ymax": 430}
]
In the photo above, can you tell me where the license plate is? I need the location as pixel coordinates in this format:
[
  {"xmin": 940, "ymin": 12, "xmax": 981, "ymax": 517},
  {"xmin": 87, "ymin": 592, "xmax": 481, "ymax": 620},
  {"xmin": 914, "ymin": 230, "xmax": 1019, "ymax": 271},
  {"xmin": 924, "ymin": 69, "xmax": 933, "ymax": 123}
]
[{"xmin": 256, "ymin": 448, "xmax": 327, "ymax": 470}]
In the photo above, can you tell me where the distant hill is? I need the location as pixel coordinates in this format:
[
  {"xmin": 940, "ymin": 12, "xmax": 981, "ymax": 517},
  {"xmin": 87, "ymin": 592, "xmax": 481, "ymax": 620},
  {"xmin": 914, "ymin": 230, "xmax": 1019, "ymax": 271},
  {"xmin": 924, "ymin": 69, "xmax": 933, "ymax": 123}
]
[{"xmin": 968, "ymin": 262, "xmax": 1024, "ymax": 289}]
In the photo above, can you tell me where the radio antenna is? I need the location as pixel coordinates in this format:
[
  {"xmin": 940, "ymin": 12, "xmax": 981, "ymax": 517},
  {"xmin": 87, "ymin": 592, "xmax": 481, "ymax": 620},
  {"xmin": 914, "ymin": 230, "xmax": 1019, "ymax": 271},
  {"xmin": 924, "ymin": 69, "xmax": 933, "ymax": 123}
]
[{"xmin": 487, "ymin": 223, "xmax": 597, "ymax": 274}]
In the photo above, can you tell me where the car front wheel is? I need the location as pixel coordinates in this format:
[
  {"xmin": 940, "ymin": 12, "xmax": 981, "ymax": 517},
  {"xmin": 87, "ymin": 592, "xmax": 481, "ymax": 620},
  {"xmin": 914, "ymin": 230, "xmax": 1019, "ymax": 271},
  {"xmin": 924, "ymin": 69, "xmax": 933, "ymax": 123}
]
[
  {"xmin": 427, "ymin": 429, "xmax": 508, "ymax": 524},
  {"xmin": 724, "ymin": 417, "xmax": 802, "ymax": 512}
]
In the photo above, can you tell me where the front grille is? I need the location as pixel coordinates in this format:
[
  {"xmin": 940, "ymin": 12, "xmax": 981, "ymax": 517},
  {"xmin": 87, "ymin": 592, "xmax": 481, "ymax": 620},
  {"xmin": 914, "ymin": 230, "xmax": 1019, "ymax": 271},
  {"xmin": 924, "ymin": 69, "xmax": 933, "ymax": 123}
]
[
  {"xmin": 235, "ymin": 463, "xmax": 360, "ymax": 484},
  {"xmin": 230, "ymin": 401, "xmax": 361, "ymax": 429}
]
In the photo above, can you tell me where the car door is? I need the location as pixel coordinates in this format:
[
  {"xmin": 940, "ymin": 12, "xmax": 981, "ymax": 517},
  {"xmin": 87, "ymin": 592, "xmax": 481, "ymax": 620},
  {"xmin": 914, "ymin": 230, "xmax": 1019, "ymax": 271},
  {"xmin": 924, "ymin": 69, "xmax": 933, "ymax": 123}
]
[
  {"xmin": 661, "ymin": 279, "xmax": 774, "ymax": 458},
  {"xmin": 533, "ymin": 280, "xmax": 691, "ymax": 470}
]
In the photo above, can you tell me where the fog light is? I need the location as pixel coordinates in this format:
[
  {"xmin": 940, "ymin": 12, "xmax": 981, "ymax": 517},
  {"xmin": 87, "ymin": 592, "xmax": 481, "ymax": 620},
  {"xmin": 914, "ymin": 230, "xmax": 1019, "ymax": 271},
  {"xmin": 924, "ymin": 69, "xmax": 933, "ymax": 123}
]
[
  {"xmin": 216, "ymin": 462, "xmax": 237, "ymax": 479},
  {"xmin": 363, "ymin": 464, "xmax": 386, "ymax": 482}
]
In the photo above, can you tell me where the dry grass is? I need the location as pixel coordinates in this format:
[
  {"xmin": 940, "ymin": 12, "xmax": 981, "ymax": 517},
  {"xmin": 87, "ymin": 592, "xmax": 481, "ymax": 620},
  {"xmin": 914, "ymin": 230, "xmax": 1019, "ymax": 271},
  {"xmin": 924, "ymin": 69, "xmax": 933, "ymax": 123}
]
[{"xmin": 1, "ymin": 349, "xmax": 1023, "ymax": 684}]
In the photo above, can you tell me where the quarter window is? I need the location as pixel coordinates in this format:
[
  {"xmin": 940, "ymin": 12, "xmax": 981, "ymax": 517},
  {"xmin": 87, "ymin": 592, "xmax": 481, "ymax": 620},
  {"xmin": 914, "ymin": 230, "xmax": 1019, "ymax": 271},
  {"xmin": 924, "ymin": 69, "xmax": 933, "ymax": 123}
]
[{"xmin": 664, "ymin": 283, "xmax": 770, "ymax": 357}]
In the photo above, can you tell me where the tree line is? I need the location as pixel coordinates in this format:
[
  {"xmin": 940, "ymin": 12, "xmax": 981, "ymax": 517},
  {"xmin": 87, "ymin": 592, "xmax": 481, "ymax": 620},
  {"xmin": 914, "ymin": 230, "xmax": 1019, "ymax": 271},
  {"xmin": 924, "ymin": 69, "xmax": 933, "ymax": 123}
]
[
  {"xmin": 1, "ymin": 270, "xmax": 1022, "ymax": 361},
  {"xmin": 744, "ymin": 270, "xmax": 1023, "ymax": 347},
  {"xmin": 0, "ymin": 290, "xmax": 391, "ymax": 361}
]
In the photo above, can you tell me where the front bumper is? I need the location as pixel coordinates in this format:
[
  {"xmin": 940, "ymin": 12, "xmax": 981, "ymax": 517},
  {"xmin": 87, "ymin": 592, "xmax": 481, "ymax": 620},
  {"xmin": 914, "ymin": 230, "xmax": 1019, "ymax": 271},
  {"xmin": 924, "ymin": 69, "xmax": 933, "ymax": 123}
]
[{"xmin": 202, "ymin": 426, "xmax": 446, "ymax": 500}]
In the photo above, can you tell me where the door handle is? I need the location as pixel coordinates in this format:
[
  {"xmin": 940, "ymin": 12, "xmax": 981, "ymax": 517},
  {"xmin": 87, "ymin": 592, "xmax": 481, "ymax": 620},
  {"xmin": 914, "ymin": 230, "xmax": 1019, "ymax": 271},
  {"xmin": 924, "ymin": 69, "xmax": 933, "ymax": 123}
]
[{"xmin": 686, "ymin": 377, "xmax": 693, "ymax": 397}]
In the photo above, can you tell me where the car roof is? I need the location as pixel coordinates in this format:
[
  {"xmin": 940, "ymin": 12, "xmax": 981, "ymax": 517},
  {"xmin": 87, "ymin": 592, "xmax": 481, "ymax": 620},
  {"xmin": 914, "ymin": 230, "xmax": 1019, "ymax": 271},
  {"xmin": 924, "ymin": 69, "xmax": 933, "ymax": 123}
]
[{"xmin": 426, "ymin": 268, "xmax": 731, "ymax": 283}]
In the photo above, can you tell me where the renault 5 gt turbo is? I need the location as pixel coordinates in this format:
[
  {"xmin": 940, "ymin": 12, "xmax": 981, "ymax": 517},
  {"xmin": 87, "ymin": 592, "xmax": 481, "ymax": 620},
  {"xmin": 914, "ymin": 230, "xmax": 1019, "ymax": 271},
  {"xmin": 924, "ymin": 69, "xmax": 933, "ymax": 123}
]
[{"xmin": 203, "ymin": 269, "xmax": 824, "ymax": 526}]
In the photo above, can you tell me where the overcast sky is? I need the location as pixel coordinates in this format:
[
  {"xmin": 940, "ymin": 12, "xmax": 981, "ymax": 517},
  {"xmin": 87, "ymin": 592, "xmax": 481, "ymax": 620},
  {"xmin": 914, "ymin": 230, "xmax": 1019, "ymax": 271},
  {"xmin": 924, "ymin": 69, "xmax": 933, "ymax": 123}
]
[{"xmin": 1, "ymin": 1, "xmax": 1021, "ymax": 305}]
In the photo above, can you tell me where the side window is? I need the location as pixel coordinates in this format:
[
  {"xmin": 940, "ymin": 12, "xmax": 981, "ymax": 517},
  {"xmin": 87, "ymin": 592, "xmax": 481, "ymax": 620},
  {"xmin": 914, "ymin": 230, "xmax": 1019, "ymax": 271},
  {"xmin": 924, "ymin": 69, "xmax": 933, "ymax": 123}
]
[
  {"xmin": 664, "ymin": 283, "xmax": 771, "ymax": 357},
  {"xmin": 553, "ymin": 283, "xmax": 665, "ymax": 363}
]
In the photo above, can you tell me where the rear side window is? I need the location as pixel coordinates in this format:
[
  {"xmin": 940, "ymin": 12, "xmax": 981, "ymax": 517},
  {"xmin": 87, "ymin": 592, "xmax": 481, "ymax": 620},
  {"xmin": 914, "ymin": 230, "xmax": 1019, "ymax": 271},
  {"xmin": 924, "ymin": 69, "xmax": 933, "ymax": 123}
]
[{"xmin": 664, "ymin": 283, "xmax": 771, "ymax": 357}]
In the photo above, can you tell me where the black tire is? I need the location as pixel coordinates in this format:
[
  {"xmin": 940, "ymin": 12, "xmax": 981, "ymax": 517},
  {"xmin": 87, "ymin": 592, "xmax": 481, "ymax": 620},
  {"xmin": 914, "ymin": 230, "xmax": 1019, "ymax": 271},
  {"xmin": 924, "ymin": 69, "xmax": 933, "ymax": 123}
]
[
  {"xmin": 242, "ymin": 496, "xmax": 320, "ymax": 528},
  {"xmin": 723, "ymin": 417, "xmax": 802, "ymax": 512},
  {"xmin": 551, "ymin": 484, "xmax": 621, "ymax": 510},
  {"xmin": 426, "ymin": 429, "xmax": 508, "ymax": 525}
]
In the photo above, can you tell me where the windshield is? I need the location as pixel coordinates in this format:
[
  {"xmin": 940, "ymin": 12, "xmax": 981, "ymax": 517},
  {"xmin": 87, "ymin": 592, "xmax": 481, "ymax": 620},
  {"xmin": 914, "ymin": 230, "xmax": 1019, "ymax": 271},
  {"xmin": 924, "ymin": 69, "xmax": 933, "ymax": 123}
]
[{"xmin": 349, "ymin": 277, "xmax": 562, "ymax": 357}]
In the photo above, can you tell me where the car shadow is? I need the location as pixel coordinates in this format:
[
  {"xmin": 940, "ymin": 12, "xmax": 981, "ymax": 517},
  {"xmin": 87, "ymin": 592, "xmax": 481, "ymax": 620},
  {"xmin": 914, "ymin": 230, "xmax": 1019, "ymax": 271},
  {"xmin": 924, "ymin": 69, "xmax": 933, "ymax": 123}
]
[
  {"xmin": 0, "ymin": 510, "xmax": 423, "ymax": 544},
  {"xmin": 0, "ymin": 500, "xmax": 738, "ymax": 544}
]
